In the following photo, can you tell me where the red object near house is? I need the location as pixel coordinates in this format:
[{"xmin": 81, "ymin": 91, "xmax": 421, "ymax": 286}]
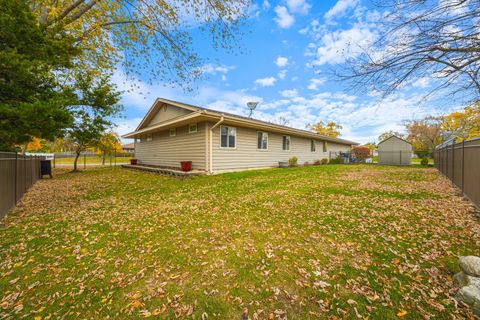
[
  {"xmin": 130, "ymin": 159, "xmax": 138, "ymax": 165},
  {"xmin": 180, "ymin": 161, "xmax": 192, "ymax": 172}
]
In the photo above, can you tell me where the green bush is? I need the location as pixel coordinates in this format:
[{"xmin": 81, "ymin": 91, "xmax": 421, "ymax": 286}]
[
  {"xmin": 420, "ymin": 157, "xmax": 429, "ymax": 166},
  {"xmin": 321, "ymin": 158, "xmax": 329, "ymax": 165},
  {"xmin": 329, "ymin": 157, "xmax": 341, "ymax": 164},
  {"xmin": 288, "ymin": 156, "xmax": 298, "ymax": 167}
]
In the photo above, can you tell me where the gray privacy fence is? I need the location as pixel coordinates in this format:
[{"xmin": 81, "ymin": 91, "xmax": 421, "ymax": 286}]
[
  {"xmin": 0, "ymin": 152, "xmax": 43, "ymax": 219},
  {"xmin": 435, "ymin": 138, "xmax": 480, "ymax": 208}
]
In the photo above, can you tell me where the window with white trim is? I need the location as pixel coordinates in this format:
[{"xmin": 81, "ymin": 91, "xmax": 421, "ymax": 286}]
[
  {"xmin": 169, "ymin": 128, "xmax": 176, "ymax": 137},
  {"xmin": 257, "ymin": 132, "xmax": 268, "ymax": 150},
  {"xmin": 311, "ymin": 140, "xmax": 316, "ymax": 152},
  {"xmin": 282, "ymin": 135, "xmax": 290, "ymax": 151},
  {"xmin": 220, "ymin": 126, "xmax": 236, "ymax": 148},
  {"xmin": 188, "ymin": 123, "xmax": 198, "ymax": 133},
  {"xmin": 323, "ymin": 141, "xmax": 328, "ymax": 152}
]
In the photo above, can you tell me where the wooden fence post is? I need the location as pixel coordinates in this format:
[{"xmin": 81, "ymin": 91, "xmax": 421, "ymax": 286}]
[
  {"xmin": 14, "ymin": 151, "xmax": 18, "ymax": 203},
  {"xmin": 461, "ymin": 140, "xmax": 465, "ymax": 194},
  {"xmin": 23, "ymin": 154, "xmax": 26, "ymax": 192},
  {"xmin": 30, "ymin": 155, "xmax": 33, "ymax": 186},
  {"xmin": 451, "ymin": 143, "xmax": 455, "ymax": 186}
]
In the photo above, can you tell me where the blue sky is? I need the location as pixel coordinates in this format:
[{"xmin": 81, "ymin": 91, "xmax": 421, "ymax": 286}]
[{"xmin": 114, "ymin": 0, "xmax": 459, "ymax": 144}]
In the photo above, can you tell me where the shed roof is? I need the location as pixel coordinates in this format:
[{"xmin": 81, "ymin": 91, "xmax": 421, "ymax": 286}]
[{"xmin": 378, "ymin": 135, "xmax": 412, "ymax": 146}]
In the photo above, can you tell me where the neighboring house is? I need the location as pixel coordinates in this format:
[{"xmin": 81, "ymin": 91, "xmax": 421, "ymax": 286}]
[
  {"xmin": 377, "ymin": 135, "xmax": 412, "ymax": 165},
  {"xmin": 122, "ymin": 98, "xmax": 358, "ymax": 174},
  {"xmin": 122, "ymin": 143, "xmax": 135, "ymax": 154}
]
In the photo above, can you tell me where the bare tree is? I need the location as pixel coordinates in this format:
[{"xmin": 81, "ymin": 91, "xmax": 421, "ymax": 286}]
[{"xmin": 338, "ymin": 0, "xmax": 480, "ymax": 102}]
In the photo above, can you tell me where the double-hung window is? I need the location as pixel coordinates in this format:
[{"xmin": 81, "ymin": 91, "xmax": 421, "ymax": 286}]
[
  {"xmin": 257, "ymin": 132, "xmax": 268, "ymax": 150},
  {"xmin": 282, "ymin": 135, "xmax": 290, "ymax": 151},
  {"xmin": 311, "ymin": 140, "xmax": 316, "ymax": 152},
  {"xmin": 220, "ymin": 126, "xmax": 236, "ymax": 148},
  {"xmin": 188, "ymin": 123, "xmax": 198, "ymax": 133},
  {"xmin": 323, "ymin": 141, "xmax": 328, "ymax": 152}
]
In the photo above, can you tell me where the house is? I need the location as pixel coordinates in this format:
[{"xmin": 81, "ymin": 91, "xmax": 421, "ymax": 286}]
[
  {"xmin": 122, "ymin": 143, "xmax": 135, "ymax": 154},
  {"xmin": 122, "ymin": 98, "xmax": 358, "ymax": 174},
  {"xmin": 377, "ymin": 135, "xmax": 412, "ymax": 165}
]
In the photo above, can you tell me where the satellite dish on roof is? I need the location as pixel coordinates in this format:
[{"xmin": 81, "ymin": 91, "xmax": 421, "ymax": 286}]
[{"xmin": 247, "ymin": 102, "xmax": 258, "ymax": 118}]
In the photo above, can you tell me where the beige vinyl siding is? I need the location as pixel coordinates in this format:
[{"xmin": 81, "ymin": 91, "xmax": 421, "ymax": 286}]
[
  {"xmin": 211, "ymin": 124, "xmax": 352, "ymax": 171},
  {"xmin": 378, "ymin": 136, "xmax": 412, "ymax": 165},
  {"xmin": 135, "ymin": 122, "xmax": 207, "ymax": 170},
  {"xmin": 148, "ymin": 104, "xmax": 191, "ymax": 126}
]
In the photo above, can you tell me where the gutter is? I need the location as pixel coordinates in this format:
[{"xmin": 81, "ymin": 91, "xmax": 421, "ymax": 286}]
[{"xmin": 209, "ymin": 116, "xmax": 224, "ymax": 174}]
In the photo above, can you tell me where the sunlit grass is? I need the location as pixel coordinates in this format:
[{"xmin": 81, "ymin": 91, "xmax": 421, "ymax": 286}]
[{"xmin": 0, "ymin": 165, "xmax": 478, "ymax": 319}]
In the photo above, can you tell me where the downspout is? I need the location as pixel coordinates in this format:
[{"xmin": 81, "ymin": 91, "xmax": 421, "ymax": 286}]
[{"xmin": 209, "ymin": 116, "xmax": 224, "ymax": 174}]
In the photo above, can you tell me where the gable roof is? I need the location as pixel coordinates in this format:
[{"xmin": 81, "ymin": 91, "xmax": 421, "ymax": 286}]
[
  {"xmin": 378, "ymin": 135, "xmax": 412, "ymax": 145},
  {"xmin": 123, "ymin": 97, "xmax": 359, "ymax": 146}
]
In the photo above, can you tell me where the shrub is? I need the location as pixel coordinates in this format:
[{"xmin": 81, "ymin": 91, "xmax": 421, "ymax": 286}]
[
  {"xmin": 321, "ymin": 158, "xmax": 329, "ymax": 165},
  {"xmin": 288, "ymin": 156, "xmax": 298, "ymax": 167},
  {"xmin": 329, "ymin": 157, "xmax": 341, "ymax": 164},
  {"xmin": 304, "ymin": 161, "xmax": 310, "ymax": 166},
  {"xmin": 420, "ymin": 157, "xmax": 429, "ymax": 166},
  {"xmin": 314, "ymin": 160, "xmax": 321, "ymax": 165},
  {"xmin": 352, "ymin": 146, "xmax": 371, "ymax": 162}
]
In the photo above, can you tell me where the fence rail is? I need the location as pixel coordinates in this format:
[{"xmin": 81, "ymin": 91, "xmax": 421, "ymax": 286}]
[
  {"xmin": 0, "ymin": 152, "xmax": 43, "ymax": 219},
  {"xmin": 435, "ymin": 138, "xmax": 480, "ymax": 209}
]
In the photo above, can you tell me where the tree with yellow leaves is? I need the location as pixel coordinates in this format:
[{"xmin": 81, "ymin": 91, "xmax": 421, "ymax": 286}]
[
  {"xmin": 405, "ymin": 116, "xmax": 443, "ymax": 157},
  {"xmin": 442, "ymin": 102, "xmax": 480, "ymax": 142},
  {"xmin": 31, "ymin": 0, "xmax": 251, "ymax": 88},
  {"xmin": 95, "ymin": 131, "xmax": 123, "ymax": 165},
  {"xmin": 26, "ymin": 137, "xmax": 43, "ymax": 152},
  {"xmin": 306, "ymin": 121, "xmax": 343, "ymax": 138}
]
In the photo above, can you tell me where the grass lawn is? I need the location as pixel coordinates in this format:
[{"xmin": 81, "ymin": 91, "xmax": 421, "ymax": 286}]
[
  {"xmin": 371, "ymin": 156, "xmax": 435, "ymax": 165},
  {"xmin": 54, "ymin": 156, "xmax": 132, "ymax": 165},
  {"xmin": 1, "ymin": 165, "xmax": 479, "ymax": 319}
]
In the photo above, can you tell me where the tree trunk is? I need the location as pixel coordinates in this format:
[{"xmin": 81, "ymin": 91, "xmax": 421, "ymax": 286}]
[
  {"xmin": 73, "ymin": 150, "xmax": 81, "ymax": 172},
  {"xmin": 22, "ymin": 142, "xmax": 29, "ymax": 155},
  {"xmin": 102, "ymin": 150, "xmax": 106, "ymax": 165}
]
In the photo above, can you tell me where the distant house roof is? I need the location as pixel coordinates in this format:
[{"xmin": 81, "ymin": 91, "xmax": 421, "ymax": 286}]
[
  {"xmin": 122, "ymin": 143, "xmax": 135, "ymax": 149},
  {"xmin": 123, "ymin": 97, "xmax": 359, "ymax": 146},
  {"xmin": 378, "ymin": 135, "xmax": 411, "ymax": 146}
]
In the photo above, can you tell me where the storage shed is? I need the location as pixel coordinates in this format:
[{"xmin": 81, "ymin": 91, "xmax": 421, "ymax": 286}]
[{"xmin": 377, "ymin": 135, "xmax": 412, "ymax": 165}]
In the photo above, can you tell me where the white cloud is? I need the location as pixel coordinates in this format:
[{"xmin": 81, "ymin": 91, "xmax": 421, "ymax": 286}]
[
  {"xmin": 275, "ymin": 56, "xmax": 289, "ymax": 67},
  {"xmin": 307, "ymin": 78, "xmax": 326, "ymax": 90},
  {"xmin": 277, "ymin": 69, "xmax": 288, "ymax": 79},
  {"xmin": 200, "ymin": 64, "xmax": 235, "ymax": 75},
  {"xmin": 310, "ymin": 24, "xmax": 377, "ymax": 66},
  {"xmin": 116, "ymin": 118, "xmax": 143, "ymax": 142},
  {"xmin": 411, "ymin": 77, "xmax": 433, "ymax": 88},
  {"xmin": 286, "ymin": 0, "xmax": 311, "ymax": 15},
  {"xmin": 254, "ymin": 77, "xmax": 277, "ymax": 87},
  {"xmin": 274, "ymin": 6, "xmax": 295, "ymax": 28},
  {"xmin": 262, "ymin": 0, "xmax": 271, "ymax": 10},
  {"xmin": 324, "ymin": 0, "xmax": 359, "ymax": 21},
  {"xmin": 279, "ymin": 89, "xmax": 299, "ymax": 98}
]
